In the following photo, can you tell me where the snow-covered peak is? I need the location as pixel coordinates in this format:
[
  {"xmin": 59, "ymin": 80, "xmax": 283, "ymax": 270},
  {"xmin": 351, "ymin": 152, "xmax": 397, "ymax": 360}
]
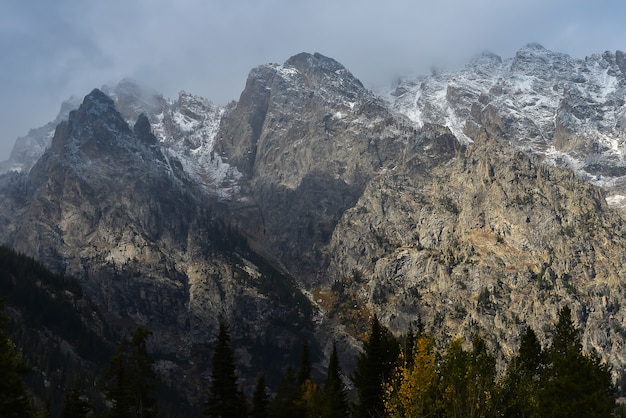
[
  {"xmin": 1, "ymin": 78, "xmax": 237, "ymax": 199},
  {"xmin": 285, "ymin": 52, "xmax": 351, "ymax": 76},
  {"xmin": 102, "ymin": 78, "xmax": 165, "ymax": 123},
  {"xmin": 81, "ymin": 89, "xmax": 117, "ymax": 116},
  {"xmin": 386, "ymin": 44, "xmax": 626, "ymax": 206},
  {"xmin": 467, "ymin": 51, "xmax": 503, "ymax": 70},
  {"xmin": 517, "ymin": 42, "xmax": 549, "ymax": 54},
  {"xmin": 275, "ymin": 52, "xmax": 369, "ymax": 102}
]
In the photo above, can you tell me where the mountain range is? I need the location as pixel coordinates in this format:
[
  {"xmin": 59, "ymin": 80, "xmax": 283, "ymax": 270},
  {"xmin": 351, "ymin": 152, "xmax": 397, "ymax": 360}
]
[{"xmin": 1, "ymin": 44, "xmax": 626, "ymax": 411}]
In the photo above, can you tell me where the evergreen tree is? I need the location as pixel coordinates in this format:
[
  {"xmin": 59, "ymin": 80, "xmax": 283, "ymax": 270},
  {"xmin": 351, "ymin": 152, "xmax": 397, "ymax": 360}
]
[
  {"xmin": 516, "ymin": 326, "xmax": 544, "ymax": 376},
  {"xmin": 269, "ymin": 340, "xmax": 320, "ymax": 418},
  {"xmin": 320, "ymin": 341, "xmax": 348, "ymax": 418},
  {"xmin": 400, "ymin": 325, "xmax": 416, "ymax": 369},
  {"xmin": 297, "ymin": 339, "xmax": 312, "ymax": 387},
  {"xmin": 550, "ymin": 306, "xmax": 581, "ymax": 357},
  {"xmin": 60, "ymin": 382, "xmax": 93, "ymax": 418},
  {"xmin": 439, "ymin": 339, "xmax": 471, "ymax": 418},
  {"xmin": 351, "ymin": 315, "xmax": 400, "ymax": 418},
  {"xmin": 468, "ymin": 334, "xmax": 497, "ymax": 416},
  {"xmin": 500, "ymin": 326, "xmax": 544, "ymax": 416},
  {"xmin": 537, "ymin": 306, "xmax": 615, "ymax": 417},
  {"xmin": 0, "ymin": 302, "xmax": 34, "ymax": 418},
  {"xmin": 101, "ymin": 327, "xmax": 158, "ymax": 418},
  {"xmin": 204, "ymin": 322, "xmax": 246, "ymax": 418},
  {"xmin": 269, "ymin": 366, "xmax": 302, "ymax": 418},
  {"xmin": 251, "ymin": 375, "xmax": 269, "ymax": 418}
]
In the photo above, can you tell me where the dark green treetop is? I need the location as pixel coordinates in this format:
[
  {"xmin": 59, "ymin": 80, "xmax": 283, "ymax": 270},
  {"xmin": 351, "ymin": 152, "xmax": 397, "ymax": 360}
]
[{"xmin": 204, "ymin": 322, "xmax": 247, "ymax": 418}]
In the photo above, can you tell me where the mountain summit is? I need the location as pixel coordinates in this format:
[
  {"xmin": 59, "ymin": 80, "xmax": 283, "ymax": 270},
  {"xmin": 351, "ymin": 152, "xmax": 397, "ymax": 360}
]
[
  {"xmin": 2, "ymin": 47, "xmax": 626, "ymax": 410},
  {"xmin": 389, "ymin": 44, "xmax": 626, "ymax": 206}
]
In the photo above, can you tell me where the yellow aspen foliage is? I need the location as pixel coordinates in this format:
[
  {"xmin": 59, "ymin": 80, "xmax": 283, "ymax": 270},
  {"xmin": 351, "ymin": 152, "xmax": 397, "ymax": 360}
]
[
  {"xmin": 298, "ymin": 379, "xmax": 319, "ymax": 413},
  {"xmin": 384, "ymin": 336, "xmax": 438, "ymax": 417}
]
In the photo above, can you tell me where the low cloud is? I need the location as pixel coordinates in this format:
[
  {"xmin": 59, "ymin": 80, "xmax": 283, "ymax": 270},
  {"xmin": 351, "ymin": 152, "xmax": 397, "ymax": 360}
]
[{"xmin": 1, "ymin": 0, "xmax": 624, "ymax": 159}]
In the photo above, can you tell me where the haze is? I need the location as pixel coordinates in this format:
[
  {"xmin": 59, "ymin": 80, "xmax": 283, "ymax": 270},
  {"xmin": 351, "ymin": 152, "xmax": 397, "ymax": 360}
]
[{"xmin": 1, "ymin": 0, "xmax": 625, "ymax": 160}]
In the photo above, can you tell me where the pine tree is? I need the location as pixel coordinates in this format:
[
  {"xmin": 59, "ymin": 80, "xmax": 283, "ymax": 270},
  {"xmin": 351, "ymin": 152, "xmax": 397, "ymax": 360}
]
[
  {"xmin": 550, "ymin": 306, "xmax": 581, "ymax": 357},
  {"xmin": 0, "ymin": 302, "xmax": 34, "ymax": 418},
  {"xmin": 320, "ymin": 341, "xmax": 348, "ymax": 418},
  {"xmin": 516, "ymin": 326, "xmax": 544, "ymax": 376},
  {"xmin": 297, "ymin": 339, "xmax": 312, "ymax": 387},
  {"xmin": 500, "ymin": 326, "xmax": 544, "ymax": 416},
  {"xmin": 251, "ymin": 375, "xmax": 269, "ymax": 418},
  {"xmin": 351, "ymin": 315, "xmax": 400, "ymax": 418},
  {"xmin": 60, "ymin": 382, "xmax": 93, "ymax": 418},
  {"xmin": 400, "ymin": 325, "xmax": 416, "ymax": 369},
  {"xmin": 467, "ymin": 334, "xmax": 497, "ymax": 416},
  {"xmin": 101, "ymin": 327, "xmax": 158, "ymax": 418},
  {"xmin": 269, "ymin": 366, "xmax": 302, "ymax": 418},
  {"xmin": 538, "ymin": 306, "xmax": 615, "ymax": 417},
  {"xmin": 204, "ymin": 322, "xmax": 246, "ymax": 417},
  {"xmin": 439, "ymin": 339, "xmax": 471, "ymax": 418}
]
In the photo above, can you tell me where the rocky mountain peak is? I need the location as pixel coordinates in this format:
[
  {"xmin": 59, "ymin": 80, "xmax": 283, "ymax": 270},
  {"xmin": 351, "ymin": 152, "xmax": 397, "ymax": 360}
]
[
  {"xmin": 282, "ymin": 52, "xmax": 366, "ymax": 98},
  {"xmin": 285, "ymin": 52, "xmax": 357, "ymax": 80},
  {"xmin": 5, "ymin": 49, "xmax": 626, "ymax": 409},
  {"xmin": 216, "ymin": 52, "xmax": 375, "ymax": 179},
  {"xmin": 519, "ymin": 42, "xmax": 548, "ymax": 52},
  {"xmin": 133, "ymin": 113, "xmax": 158, "ymax": 144},
  {"xmin": 80, "ymin": 88, "xmax": 117, "ymax": 115},
  {"xmin": 57, "ymin": 95, "xmax": 83, "ymax": 121},
  {"xmin": 0, "ymin": 96, "xmax": 81, "ymax": 174},
  {"xmin": 616, "ymin": 50, "xmax": 626, "ymax": 76},
  {"xmin": 510, "ymin": 43, "xmax": 567, "ymax": 76},
  {"xmin": 467, "ymin": 51, "xmax": 502, "ymax": 69},
  {"xmin": 48, "ymin": 88, "xmax": 132, "ymax": 159},
  {"xmin": 176, "ymin": 91, "xmax": 212, "ymax": 121},
  {"xmin": 388, "ymin": 44, "xmax": 626, "ymax": 208}
]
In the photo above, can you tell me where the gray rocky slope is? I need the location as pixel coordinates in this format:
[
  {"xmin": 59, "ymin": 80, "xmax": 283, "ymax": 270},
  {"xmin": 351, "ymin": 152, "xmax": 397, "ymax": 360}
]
[
  {"xmin": 2, "ymin": 46, "xmax": 626, "ymax": 399},
  {"xmin": 389, "ymin": 43, "xmax": 626, "ymax": 207},
  {"xmin": 0, "ymin": 89, "xmax": 316, "ymax": 403},
  {"xmin": 215, "ymin": 51, "xmax": 626, "ymax": 376}
]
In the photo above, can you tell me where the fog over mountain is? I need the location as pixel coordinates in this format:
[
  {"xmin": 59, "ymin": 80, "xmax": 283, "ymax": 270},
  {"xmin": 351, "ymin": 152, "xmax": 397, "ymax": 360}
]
[
  {"xmin": 2, "ymin": 0, "xmax": 626, "ymax": 159},
  {"xmin": 3, "ymin": 42, "xmax": 626, "ymax": 414}
]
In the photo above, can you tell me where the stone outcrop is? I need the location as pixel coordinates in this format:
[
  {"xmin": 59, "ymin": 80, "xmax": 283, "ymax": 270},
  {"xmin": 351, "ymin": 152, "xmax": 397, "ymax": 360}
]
[
  {"xmin": 323, "ymin": 129, "xmax": 626, "ymax": 371},
  {"xmin": 0, "ymin": 89, "xmax": 317, "ymax": 403},
  {"xmin": 3, "ymin": 48, "xmax": 626, "ymax": 402},
  {"xmin": 390, "ymin": 44, "xmax": 626, "ymax": 205},
  {"xmin": 215, "ymin": 53, "xmax": 422, "ymax": 281}
]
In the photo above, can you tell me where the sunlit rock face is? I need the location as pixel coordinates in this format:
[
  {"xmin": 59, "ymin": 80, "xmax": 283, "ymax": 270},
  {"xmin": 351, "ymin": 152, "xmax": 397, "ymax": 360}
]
[
  {"xmin": 3, "ymin": 46, "xmax": 626, "ymax": 404},
  {"xmin": 0, "ymin": 88, "xmax": 317, "ymax": 403}
]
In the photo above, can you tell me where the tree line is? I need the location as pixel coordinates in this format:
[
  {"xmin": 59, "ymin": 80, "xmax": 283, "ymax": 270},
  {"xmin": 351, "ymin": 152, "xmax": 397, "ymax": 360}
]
[
  {"xmin": 0, "ymin": 241, "xmax": 620, "ymax": 417},
  {"xmin": 203, "ymin": 306, "xmax": 618, "ymax": 418},
  {"xmin": 0, "ymin": 303, "xmax": 621, "ymax": 417}
]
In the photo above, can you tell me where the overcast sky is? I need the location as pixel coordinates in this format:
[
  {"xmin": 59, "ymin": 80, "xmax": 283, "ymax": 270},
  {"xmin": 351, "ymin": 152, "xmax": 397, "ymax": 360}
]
[{"xmin": 1, "ymin": 0, "xmax": 625, "ymax": 160}]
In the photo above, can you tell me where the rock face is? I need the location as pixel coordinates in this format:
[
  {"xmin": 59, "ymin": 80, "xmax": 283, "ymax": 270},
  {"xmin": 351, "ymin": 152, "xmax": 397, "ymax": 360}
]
[
  {"xmin": 215, "ymin": 52, "xmax": 422, "ymax": 280},
  {"xmin": 2, "ymin": 47, "xmax": 626, "ymax": 404},
  {"xmin": 389, "ymin": 44, "xmax": 626, "ymax": 205},
  {"xmin": 214, "ymin": 51, "xmax": 626, "ymax": 377},
  {"xmin": 1, "ymin": 79, "xmax": 231, "ymax": 192},
  {"xmin": 0, "ymin": 89, "xmax": 316, "ymax": 405},
  {"xmin": 325, "ymin": 129, "xmax": 626, "ymax": 370}
]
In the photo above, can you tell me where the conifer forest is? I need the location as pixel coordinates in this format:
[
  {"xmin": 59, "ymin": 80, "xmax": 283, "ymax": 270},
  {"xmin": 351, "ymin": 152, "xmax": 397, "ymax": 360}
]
[{"xmin": 0, "ymin": 246, "xmax": 623, "ymax": 417}]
